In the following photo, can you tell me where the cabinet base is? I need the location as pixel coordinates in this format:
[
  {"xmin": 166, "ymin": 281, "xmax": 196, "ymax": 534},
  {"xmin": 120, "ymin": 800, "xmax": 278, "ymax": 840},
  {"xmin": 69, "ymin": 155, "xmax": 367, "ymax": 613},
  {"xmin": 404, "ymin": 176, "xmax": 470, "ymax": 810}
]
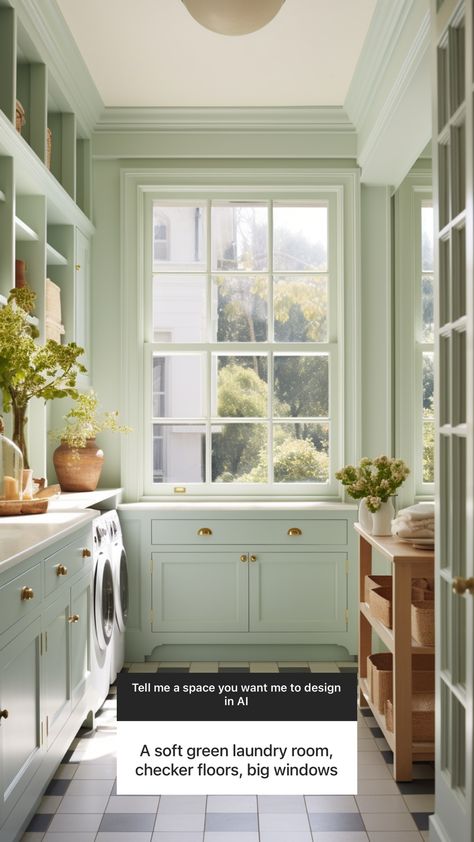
[{"xmin": 131, "ymin": 642, "xmax": 354, "ymax": 663}]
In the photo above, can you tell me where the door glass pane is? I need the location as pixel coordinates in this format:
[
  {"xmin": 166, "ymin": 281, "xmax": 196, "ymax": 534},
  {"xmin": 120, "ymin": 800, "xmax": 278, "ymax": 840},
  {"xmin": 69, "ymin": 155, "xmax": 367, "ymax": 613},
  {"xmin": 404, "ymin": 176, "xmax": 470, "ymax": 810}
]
[
  {"xmin": 152, "ymin": 203, "xmax": 206, "ymax": 269},
  {"xmin": 421, "ymin": 206, "xmax": 434, "ymax": 271},
  {"xmin": 213, "ymin": 275, "xmax": 268, "ymax": 341},
  {"xmin": 212, "ymin": 203, "xmax": 268, "ymax": 271},
  {"xmin": 273, "ymin": 423, "xmax": 329, "ymax": 482},
  {"xmin": 423, "ymin": 421, "xmax": 435, "ymax": 483},
  {"xmin": 214, "ymin": 355, "xmax": 268, "ymax": 417},
  {"xmin": 273, "ymin": 204, "xmax": 328, "ymax": 271},
  {"xmin": 153, "ymin": 424, "xmax": 205, "ymax": 483},
  {"xmin": 212, "ymin": 423, "xmax": 267, "ymax": 483},
  {"xmin": 274, "ymin": 354, "xmax": 329, "ymax": 417},
  {"xmin": 153, "ymin": 354, "xmax": 204, "ymax": 417},
  {"xmin": 274, "ymin": 276, "xmax": 328, "ymax": 342},
  {"xmin": 153, "ymin": 275, "xmax": 207, "ymax": 342}
]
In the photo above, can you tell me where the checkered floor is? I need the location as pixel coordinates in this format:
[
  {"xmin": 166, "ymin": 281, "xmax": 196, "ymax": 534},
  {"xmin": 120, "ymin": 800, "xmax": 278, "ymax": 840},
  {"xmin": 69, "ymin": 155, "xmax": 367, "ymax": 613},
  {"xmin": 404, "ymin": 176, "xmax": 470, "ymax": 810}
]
[{"xmin": 22, "ymin": 662, "xmax": 434, "ymax": 842}]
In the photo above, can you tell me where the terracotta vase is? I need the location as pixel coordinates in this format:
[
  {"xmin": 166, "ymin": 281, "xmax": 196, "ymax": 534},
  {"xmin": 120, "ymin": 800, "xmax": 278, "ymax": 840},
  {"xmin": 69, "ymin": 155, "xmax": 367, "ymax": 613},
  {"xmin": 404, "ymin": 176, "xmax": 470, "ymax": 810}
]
[{"xmin": 53, "ymin": 438, "xmax": 104, "ymax": 492}]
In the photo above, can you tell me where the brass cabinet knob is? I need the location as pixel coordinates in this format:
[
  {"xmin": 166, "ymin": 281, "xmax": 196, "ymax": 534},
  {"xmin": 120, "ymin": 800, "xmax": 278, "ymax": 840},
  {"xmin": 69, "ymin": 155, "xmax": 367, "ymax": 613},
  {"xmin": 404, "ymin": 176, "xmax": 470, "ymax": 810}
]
[
  {"xmin": 75, "ymin": 263, "xmax": 81, "ymax": 270},
  {"xmin": 250, "ymin": 554, "xmax": 257, "ymax": 562},
  {"xmin": 82, "ymin": 548, "xmax": 91, "ymax": 558},
  {"xmin": 452, "ymin": 577, "xmax": 474, "ymax": 595},
  {"xmin": 0, "ymin": 710, "xmax": 8, "ymax": 719},
  {"xmin": 288, "ymin": 527, "xmax": 302, "ymax": 536},
  {"xmin": 56, "ymin": 564, "xmax": 68, "ymax": 576},
  {"xmin": 21, "ymin": 586, "xmax": 34, "ymax": 601},
  {"xmin": 240, "ymin": 554, "xmax": 248, "ymax": 562},
  {"xmin": 68, "ymin": 614, "xmax": 80, "ymax": 623},
  {"xmin": 197, "ymin": 528, "xmax": 212, "ymax": 536}
]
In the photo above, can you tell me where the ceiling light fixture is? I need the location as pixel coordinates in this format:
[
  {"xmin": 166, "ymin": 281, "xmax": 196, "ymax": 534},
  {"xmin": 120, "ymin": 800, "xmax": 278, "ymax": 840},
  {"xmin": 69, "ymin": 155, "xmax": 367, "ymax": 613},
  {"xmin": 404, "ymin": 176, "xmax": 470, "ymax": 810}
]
[{"xmin": 181, "ymin": 0, "xmax": 286, "ymax": 36}]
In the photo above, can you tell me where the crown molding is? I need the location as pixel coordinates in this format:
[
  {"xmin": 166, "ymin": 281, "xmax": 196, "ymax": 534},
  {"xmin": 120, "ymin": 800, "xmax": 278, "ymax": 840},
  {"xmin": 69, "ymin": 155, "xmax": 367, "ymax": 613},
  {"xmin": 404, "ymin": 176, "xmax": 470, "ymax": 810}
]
[
  {"xmin": 94, "ymin": 106, "xmax": 355, "ymax": 134},
  {"xmin": 345, "ymin": 0, "xmax": 415, "ymax": 129},
  {"xmin": 345, "ymin": 0, "xmax": 431, "ymax": 186},
  {"xmin": 13, "ymin": 0, "xmax": 103, "ymax": 136},
  {"xmin": 92, "ymin": 106, "xmax": 357, "ymax": 160}
]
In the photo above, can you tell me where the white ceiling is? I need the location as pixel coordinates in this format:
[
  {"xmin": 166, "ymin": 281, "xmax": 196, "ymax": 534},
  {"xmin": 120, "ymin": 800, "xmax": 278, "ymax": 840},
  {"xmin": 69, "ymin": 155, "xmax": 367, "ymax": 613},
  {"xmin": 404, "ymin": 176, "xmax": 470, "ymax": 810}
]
[{"xmin": 55, "ymin": 0, "xmax": 377, "ymax": 108}]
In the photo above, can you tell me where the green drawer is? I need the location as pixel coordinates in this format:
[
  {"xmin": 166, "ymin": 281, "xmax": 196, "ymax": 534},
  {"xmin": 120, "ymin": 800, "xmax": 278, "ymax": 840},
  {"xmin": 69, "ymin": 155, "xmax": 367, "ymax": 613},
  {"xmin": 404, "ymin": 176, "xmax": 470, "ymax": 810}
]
[
  {"xmin": 0, "ymin": 563, "xmax": 42, "ymax": 635},
  {"xmin": 43, "ymin": 536, "xmax": 92, "ymax": 597},
  {"xmin": 151, "ymin": 518, "xmax": 347, "ymax": 546}
]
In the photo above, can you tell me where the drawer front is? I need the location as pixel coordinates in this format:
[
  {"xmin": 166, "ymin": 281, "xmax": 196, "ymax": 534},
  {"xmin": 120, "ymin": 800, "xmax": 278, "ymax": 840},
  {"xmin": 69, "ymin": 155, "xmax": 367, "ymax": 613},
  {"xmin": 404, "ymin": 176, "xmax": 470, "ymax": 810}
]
[
  {"xmin": 44, "ymin": 535, "xmax": 92, "ymax": 597},
  {"xmin": 0, "ymin": 564, "xmax": 42, "ymax": 635},
  {"xmin": 151, "ymin": 519, "xmax": 347, "ymax": 546}
]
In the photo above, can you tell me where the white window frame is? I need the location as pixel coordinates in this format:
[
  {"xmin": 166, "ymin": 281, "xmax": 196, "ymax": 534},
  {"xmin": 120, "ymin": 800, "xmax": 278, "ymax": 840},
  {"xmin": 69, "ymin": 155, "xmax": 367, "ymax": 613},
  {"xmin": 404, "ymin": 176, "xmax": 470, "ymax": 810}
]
[
  {"xmin": 120, "ymin": 168, "xmax": 361, "ymax": 501},
  {"xmin": 394, "ymin": 170, "xmax": 434, "ymax": 503}
]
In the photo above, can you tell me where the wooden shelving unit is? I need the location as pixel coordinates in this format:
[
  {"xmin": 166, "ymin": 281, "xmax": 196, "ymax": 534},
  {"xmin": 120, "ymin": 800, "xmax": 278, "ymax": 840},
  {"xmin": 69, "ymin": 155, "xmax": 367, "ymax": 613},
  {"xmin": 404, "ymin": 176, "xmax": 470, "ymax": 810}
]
[{"xmin": 355, "ymin": 523, "xmax": 435, "ymax": 780}]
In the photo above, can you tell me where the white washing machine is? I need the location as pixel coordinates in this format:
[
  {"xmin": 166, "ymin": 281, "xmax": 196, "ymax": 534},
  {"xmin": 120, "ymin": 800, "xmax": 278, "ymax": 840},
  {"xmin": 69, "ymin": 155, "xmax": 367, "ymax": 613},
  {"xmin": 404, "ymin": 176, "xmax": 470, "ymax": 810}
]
[
  {"xmin": 107, "ymin": 511, "xmax": 128, "ymax": 683},
  {"xmin": 90, "ymin": 512, "xmax": 115, "ymax": 712}
]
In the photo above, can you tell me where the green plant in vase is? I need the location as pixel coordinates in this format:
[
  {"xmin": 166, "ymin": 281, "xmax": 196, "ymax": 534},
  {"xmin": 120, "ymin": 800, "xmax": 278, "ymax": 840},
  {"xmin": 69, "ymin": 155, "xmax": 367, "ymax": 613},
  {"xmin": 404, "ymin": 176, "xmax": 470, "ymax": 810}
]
[
  {"xmin": 336, "ymin": 455, "xmax": 410, "ymax": 536},
  {"xmin": 51, "ymin": 390, "xmax": 131, "ymax": 491},
  {"xmin": 0, "ymin": 288, "xmax": 86, "ymax": 468}
]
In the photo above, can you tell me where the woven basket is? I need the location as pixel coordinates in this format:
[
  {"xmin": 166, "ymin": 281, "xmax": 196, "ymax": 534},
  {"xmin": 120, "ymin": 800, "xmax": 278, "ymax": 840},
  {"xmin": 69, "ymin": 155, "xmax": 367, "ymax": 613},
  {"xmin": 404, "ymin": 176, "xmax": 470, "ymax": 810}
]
[
  {"xmin": 412, "ymin": 602, "xmax": 435, "ymax": 646},
  {"xmin": 367, "ymin": 652, "xmax": 434, "ymax": 713},
  {"xmin": 369, "ymin": 586, "xmax": 392, "ymax": 627},
  {"xmin": 364, "ymin": 574, "xmax": 392, "ymax": 604},
  {"xmin": 16, "ymin": 99, "xmax": 25, "ymax": 133},
  {"xmin": 385, "ymin": 692, "xmax": 435, "ymax": 740}
]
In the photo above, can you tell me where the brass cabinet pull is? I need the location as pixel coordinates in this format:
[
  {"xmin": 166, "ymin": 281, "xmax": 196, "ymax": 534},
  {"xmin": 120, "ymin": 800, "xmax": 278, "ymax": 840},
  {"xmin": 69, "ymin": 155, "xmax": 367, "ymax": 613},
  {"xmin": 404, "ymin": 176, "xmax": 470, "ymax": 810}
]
[
  {"xmin": 240, "ymin": 554, "xmax": 248, "ymax": 563},
  {"xmin": 82, "ymin": 548, "xmax": 91, "ymax": 558},
  {"xmin": 288, "ymin": 527, "xmax": 302, "ymax": 536},
  {"xmin": 452, "ymin": 577, "xmax": 474, "ymax": 595},
  {"xmin": 68, "ymin": 614, "xmax": 80, "ymax": 623},
  {"xmin": 21, "ymin": 586, "xmax": 34, "ymax": 601},
  {"xmin": 250, "ymin": 554, "xmax": 257, "ymax": 562},
  {"xmin": 75, "ymin": 263, "xmax": 81, "ymax": 270},
  {"xmin": 56, "ymin": 564, "xmax": 68, "ymax": 576},
  {"xmin": 0, "ymin": 709, "xmax": 8, "ymax": 719},
  {"xmin": 197, "ymin": 528, "xmax": 212, "ymax": 536}
]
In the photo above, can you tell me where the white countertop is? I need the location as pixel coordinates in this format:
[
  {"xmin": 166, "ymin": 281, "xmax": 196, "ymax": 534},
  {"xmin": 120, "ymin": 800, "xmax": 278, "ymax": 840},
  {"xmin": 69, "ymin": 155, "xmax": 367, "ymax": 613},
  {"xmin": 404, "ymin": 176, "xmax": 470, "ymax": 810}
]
[
  {"xmin": 0, "ymin": 509, "xmax": 97, "ymax": 573},
  {"xmin": 119, "ymin": 501, "xmax": 357, "ymax": 511},
  {"xmin": 0, "ymin": 489, "xmax": 122, "ymax": 573}
]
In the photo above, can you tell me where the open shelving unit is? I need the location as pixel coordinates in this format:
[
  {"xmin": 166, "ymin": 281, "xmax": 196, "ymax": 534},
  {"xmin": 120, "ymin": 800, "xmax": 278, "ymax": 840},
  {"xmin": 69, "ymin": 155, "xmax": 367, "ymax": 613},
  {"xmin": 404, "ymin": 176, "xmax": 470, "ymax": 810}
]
[
  {"xmin": 0, "ymin": 0, "xmax": 94, "ymax": 475},
  {"xmin": 355, "ymin": 523, "xmax": 435, "ymax": 780}
]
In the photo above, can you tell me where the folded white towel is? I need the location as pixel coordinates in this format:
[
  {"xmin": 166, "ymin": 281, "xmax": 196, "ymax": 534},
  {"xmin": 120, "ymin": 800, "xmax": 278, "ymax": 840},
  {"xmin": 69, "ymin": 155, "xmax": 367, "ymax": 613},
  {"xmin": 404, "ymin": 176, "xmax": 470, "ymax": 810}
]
[
  {"xmin": 396, "ymin": 516, "xmax": 434, "ymax": 529},
  {"xmin": 397, "ymin": 502, "xmax": 435, "ymax": 521},
  {"xmin": 395, "ymin": 525, "xmax": 435, "ymax": 539}
]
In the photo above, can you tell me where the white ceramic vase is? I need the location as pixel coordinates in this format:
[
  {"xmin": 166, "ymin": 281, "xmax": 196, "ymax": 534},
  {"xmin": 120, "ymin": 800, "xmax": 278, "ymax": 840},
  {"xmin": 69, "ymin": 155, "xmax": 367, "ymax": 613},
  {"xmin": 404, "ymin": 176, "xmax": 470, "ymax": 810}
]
[
  {"xmin": 358, "ymin": 498, "xmax": 373, "ymax": 533},
  {"xmin": 370, "ymin": 498, "xmax": 395, "ymax": 536}
]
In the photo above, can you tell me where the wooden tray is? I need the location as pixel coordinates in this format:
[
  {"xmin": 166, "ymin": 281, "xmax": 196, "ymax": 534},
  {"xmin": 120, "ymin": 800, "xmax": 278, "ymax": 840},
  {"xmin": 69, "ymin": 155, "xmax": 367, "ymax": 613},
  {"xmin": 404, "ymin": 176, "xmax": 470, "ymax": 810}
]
[{"xmin": 0, "ymin": 498, "xmax": 49, "ymax": 516}]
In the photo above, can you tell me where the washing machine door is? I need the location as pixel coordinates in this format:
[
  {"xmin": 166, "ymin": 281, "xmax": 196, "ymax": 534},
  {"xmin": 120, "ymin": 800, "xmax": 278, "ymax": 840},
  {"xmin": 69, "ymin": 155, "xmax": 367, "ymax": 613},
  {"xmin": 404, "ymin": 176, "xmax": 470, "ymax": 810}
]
[
  {"xmin": 94, "ymin": 553, "xmax": 115, "ymax": 651},
  {"xmin": 115, "ymin": 547, "xmax": 128, "ymax": 632}
]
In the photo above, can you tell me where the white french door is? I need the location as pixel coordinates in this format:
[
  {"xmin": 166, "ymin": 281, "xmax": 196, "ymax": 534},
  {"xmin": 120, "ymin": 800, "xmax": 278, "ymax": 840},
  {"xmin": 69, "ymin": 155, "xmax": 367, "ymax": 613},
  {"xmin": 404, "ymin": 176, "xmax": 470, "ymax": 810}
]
[{"xmin": 431, "ymin": 1, "xmax": 474, "ymax": 840}]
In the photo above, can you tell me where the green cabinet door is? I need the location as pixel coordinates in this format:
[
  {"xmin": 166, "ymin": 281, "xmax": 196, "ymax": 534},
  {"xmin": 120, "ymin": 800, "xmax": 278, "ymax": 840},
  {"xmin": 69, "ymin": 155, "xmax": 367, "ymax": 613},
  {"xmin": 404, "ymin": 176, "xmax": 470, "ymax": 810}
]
[
  {"xmin": 0, "ymin": 618, "xmax": 43, "ymax": 824},
  {"xmin": 43, "ymin": 595, "xmax": 71, "ymax": 747},
  {"xmin": 249, "ymin": 552, "xmax": 347, "ymax": 632},
  {"xmin": 151, "ymin": 552, "xmax": 248, "ymax": 632},
  {"xmin": 70, "ymin": 575, "xmax": 91, "ymax": 707}
]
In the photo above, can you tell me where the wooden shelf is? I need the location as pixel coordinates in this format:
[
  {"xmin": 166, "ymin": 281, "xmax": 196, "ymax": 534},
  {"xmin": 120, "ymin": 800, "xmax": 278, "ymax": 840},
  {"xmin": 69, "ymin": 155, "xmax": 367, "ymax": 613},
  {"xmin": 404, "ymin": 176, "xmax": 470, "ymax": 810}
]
[
  {"xmin": 359, "ymin": 677, "xmax": 434, "ymax": 760},
  {"xmin": 360, "ymin": 602, "xmax": 435, "ymax": 654},
  {"xmin": 15, "ymin": 215, "xmax": 38, "ymax": 241},
  {"xmin": 356, "ymin": 524, "xmax": 435, "ymax": 780}
]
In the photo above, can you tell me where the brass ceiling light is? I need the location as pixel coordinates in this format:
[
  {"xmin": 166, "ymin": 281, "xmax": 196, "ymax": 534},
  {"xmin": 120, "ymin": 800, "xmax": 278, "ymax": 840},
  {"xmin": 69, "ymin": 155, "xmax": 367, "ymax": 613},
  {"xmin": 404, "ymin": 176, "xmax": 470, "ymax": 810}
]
[{"xmin": 181, "ymin": 0, "xmax": 286, "ymax": 35}]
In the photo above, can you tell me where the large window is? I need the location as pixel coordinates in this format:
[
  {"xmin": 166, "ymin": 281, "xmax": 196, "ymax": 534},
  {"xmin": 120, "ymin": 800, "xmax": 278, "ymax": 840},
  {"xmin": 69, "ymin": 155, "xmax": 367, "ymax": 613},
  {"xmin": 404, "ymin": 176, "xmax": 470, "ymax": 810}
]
[
  {"xmin": 146, "ymin": 197, "xmax": 340, "ymax": 494},
  {"xmin": 395, "ymin": 172, "xmax": 434, "ymax": 501},
  {"xmin": 421, "ymin": 203, "xmax": 434, "ymax": 484}
]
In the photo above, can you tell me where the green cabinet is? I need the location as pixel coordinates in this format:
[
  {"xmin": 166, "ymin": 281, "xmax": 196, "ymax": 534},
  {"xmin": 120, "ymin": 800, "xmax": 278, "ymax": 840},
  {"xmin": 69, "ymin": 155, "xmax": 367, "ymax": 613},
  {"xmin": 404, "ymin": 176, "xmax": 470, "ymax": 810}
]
[
  {"xmin": 0, "ymin": 618, "xmax": 42, "ymax": 826},
  {"xmin": 0, "ymin": 522, "xmax": 94, "ymax": 842},
  {"xmin": 119, "ymin": 504, "xmax": 358, "ymax": 661}
]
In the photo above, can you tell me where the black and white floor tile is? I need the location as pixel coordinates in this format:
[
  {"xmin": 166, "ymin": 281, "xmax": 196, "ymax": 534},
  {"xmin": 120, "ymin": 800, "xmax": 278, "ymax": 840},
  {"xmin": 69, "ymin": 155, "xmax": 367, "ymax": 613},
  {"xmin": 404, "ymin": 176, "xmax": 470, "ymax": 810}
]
[{"xmin": 22, "ymin": 662, "xmax": 433, "ymax": 842}]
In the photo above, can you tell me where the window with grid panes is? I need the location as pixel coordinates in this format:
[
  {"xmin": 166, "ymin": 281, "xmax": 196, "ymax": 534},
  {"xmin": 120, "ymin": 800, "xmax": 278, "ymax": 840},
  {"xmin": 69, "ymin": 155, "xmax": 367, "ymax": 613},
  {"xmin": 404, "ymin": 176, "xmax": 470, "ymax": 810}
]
[
  {"xmin": 420, "ymin": 203, "xmax": 434, "ymax": 487},
  {"xmin": 148, "ymin": 197, "xmax": 340, "ymax": 493}
]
